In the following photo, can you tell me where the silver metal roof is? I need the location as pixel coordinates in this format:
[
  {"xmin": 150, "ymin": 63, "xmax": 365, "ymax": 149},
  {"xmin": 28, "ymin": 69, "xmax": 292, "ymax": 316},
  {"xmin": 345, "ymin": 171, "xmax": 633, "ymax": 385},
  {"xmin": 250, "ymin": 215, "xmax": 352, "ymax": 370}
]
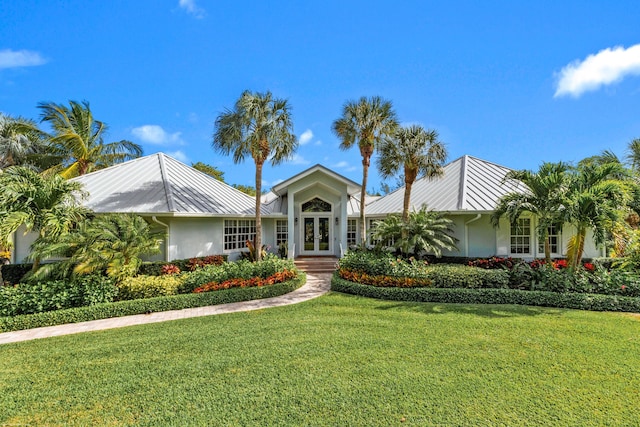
[
  {"xmin": 72, "ymin": 153, "xmax": 258, "ymax": 216},
  {"xmin": 366, "ymin": 155, "xmax": 525, "ymax": 215}
]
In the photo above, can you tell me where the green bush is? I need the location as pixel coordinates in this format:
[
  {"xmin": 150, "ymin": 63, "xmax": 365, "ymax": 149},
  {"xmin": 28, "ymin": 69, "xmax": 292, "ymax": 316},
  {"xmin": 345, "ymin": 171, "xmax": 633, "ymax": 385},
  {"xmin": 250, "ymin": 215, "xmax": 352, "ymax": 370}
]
[
  {"xmin": 426, "ymin": 264, "xmax": 510, "ymax": 289},
  {"xmin": 339, "ymin": 250, "xmax": 431, "ymax": 281},
  {"xmin": 331, "ymin": 274, "xmax": 640, "ymax": 313},
  {"xmin": 0, "ymin": 275, "xmax": 117, "ymax": 316},
  {"xmin": 180, "ymin": 255, "xmax": 295, "ymax": 293},
  {"xmin": 117, "ymin": 275, "xmax": 184, "ymax": 301},
  {"xmin": 0, "ymin": 274, "xmax": 305, "ymax": 332},
  {"xmin": 138, "ymin": 254, "xmax": 228, "ymax": 276}
]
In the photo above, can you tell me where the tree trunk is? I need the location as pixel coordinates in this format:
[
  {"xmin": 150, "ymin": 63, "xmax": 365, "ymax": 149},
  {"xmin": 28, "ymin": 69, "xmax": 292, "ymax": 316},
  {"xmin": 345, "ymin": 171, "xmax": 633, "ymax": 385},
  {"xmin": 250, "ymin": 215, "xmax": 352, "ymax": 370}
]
[
  {"xmin": 255, "ymin": 160, "xmax": 263, "ymax": 262},
  {"xmin": 402, "ymin": 169, "xmax": 417, "ymax": 223},
  {"xmin": 543, "ymin": 228, "xmax": 551, "ymax": 264},
  {"xmin": 359, "ymin": 155, "xmax": 370, "ymax": 245}
]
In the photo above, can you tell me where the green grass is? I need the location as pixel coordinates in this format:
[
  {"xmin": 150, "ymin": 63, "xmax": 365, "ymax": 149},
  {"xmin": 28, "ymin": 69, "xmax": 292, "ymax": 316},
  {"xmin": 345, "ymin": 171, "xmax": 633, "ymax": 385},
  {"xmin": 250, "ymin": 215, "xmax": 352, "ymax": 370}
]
[{"xmin": 1, "ymin": 293, "xmax": 639, "ymax": 426}]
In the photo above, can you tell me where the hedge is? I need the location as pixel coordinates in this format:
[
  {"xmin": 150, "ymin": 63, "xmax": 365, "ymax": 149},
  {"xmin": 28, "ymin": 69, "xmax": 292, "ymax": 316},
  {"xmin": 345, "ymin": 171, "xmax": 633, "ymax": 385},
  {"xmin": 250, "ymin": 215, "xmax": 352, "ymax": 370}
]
[
  {"xmin": 0, "ymin": 273, "xmax": 305, "ymax": 333},
  {"xmin": 331, "ymin": 274, "xmax": 640, "ymax": 313}
]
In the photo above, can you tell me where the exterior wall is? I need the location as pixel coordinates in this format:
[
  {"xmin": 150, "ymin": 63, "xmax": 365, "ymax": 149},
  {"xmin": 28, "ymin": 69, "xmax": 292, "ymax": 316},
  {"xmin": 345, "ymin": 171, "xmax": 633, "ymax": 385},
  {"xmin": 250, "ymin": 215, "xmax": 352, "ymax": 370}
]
[
  {"xmin": 12, "ymin": 225, "xmax": 39, "ymax": 264},
  {"xmin": 463, "ymin": 214, "xmax": 497, "ymax": 258},
  {"xmin": 167, "ymin": 217, "xmax": 225, "ymax": 261}
]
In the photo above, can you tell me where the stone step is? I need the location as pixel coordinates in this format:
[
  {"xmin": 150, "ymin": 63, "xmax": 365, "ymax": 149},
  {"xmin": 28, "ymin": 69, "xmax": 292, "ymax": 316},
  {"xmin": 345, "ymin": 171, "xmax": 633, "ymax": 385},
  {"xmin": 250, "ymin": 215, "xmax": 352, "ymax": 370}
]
[{"xmin": 294, "ymin": 257, "xmax": 339, "ymax": 273}]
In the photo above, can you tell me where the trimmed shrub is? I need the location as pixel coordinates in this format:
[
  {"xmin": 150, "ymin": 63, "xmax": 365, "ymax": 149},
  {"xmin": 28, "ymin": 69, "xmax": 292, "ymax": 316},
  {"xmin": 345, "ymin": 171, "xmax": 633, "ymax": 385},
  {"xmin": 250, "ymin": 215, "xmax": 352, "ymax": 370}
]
[
  {"xmin": 331, "ymin": 274, "xmax": 640, "ymax": 313},
  {"xmin": 426, "ymin": 264, "xmax": 510, "ymax": 289},
  {"xmin": 0, "ymin": 274, "xmax": 306, "ymax": 332},
  {"xmin": 0, "ymin": 275, "xmax": 117, "ymax": 316},
  {"xmin": 117, "ymin": 275, "xmax": 184, "ymax": 301}
]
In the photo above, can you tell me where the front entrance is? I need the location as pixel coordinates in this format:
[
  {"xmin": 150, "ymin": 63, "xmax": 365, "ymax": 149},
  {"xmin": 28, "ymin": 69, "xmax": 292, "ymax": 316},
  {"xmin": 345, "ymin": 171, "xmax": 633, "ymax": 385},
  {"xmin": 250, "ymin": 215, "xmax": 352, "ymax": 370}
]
[{"xmin": 302, "ymin": 216, "xmax": 331, "ymax": 254}]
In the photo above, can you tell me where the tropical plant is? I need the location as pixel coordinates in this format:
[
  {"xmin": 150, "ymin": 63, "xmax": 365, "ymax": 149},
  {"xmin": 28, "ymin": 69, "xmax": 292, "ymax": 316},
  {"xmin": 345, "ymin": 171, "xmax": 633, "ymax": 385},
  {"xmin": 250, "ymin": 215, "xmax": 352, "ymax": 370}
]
[
  {"xmin": 332, "ymin": 96, "xmax": 398, "ymax": 243},
  {"xmin": 564, "ymin": 162, "xmax": 631, "ymax": 269},
  {"xmin": 0, "ymin": 166, "xmax": 89, "ymax": 271},
  {"xmin": 38, "ymin": 100, "xmax": 142, "ymax": 178},
  {"xmin": 377, "ymin": 125, "xmax": 447, "ymax": 223},
  {"xmin": 28, "ymin": 213, "xmax": 164, "ymax": 282},
  {"xmin": 491, "ymin": 162, "xmax": 570, "ymax": 263},
  {"xmin": 370, "ymin": 206, "xmax": 457, "ymax": 257},
  {"xmin": 627, "ymin": 138, "xmax": 640, "ymax": 172},
  {"xmin": 213, "ymin": 90, "xmax": 297, "ymax": 261},
  {"xmin": 0, "ymin": 113, "xmax": 50, "ymax": 170}
]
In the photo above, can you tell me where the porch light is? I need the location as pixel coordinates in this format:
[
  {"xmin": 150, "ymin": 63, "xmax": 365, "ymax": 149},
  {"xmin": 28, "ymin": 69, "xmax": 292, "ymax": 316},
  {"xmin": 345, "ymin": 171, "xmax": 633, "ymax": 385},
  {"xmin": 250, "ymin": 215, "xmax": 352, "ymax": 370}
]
[
  {"xmin": 295, "ymin": 217, "xmax": 298, "ymax": 225},
  {"xmin": 335, "ymin": 217, "xmax": 339, "ymax": 225}
]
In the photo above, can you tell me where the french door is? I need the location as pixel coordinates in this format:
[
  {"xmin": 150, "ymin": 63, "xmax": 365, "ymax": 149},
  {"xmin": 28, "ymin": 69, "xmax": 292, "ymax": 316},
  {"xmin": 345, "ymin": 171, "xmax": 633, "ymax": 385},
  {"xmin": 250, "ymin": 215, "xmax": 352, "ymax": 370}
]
[{"xmin": 302, "ymin": 216, "xmax": 331, "ymax": 254}]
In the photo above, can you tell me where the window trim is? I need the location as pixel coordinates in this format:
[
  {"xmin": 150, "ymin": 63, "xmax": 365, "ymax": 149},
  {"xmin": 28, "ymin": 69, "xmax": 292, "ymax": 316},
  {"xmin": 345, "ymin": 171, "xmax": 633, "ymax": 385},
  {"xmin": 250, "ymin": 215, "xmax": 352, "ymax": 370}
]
[{"xmin": 510, "ymin": 218, "xmax": 531, "ymax": 255}]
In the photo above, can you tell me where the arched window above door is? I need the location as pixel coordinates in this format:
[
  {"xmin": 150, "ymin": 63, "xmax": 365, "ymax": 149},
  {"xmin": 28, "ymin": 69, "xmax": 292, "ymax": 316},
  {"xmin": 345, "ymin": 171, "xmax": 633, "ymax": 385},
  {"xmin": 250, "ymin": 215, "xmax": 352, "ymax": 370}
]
[{"xmin": 302, "ymin": 197, "xmax": 331, "ymax": 212}]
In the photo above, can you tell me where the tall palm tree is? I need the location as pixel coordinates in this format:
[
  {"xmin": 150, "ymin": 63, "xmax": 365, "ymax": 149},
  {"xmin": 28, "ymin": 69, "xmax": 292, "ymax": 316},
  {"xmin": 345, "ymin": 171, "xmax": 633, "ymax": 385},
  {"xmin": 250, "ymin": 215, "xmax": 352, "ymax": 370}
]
[
  {"xmin": 377, "ymin": 125, "xmax": 447, "ymax": 223},
  {"xmin": 491, "ymin": 162, "xmax": 570, "ymax": 263},
  {"xmin": 213, "ymin": 90, "xmax": 297, "ymax": 261},
  {"xmin": 29, "ymin": 213, "xmax": 163, "ymax": 282},
  {"xmin": 332, "ymin": 96, "xmax": 398, "ymax": 243},
  {"xmin": 564, "ymin": 162, "xmax": 631, "ymax": 269},
  {"xmin": 0, "ymin": 166, "xmax": 89, "ymax": 271},
  {"xmin": 38, "ymin": 100, "xmax": 143, "ymax": 178}
]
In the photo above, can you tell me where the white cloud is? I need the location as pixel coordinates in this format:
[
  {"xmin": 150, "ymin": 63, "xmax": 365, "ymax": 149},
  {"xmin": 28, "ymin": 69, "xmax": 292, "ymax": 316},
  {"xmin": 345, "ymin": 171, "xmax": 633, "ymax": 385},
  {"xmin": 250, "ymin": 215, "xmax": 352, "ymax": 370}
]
[
  {"xmin": 167, "ymin": 150, "xmax": 189, "ymax": 163},
  {"xmin": 315, "ymin": 140, "xmax": 322, "ymax": 146},
  {"xmin": 290, "ymin": 154, "xmax": 310, "ymax": 165},
  {"xmin": 0, "ymin": 49, "xmax": 47, "ymax": 69},
  {"xmin": 554, "ymin": 44, "xmax": 640, "ymax": 98},
  {"xmin": 131, "ymin": 125, "xmax": 184, "ymax": 145},
  {"xmin": 333, "ymin": 161, "xmax": 349, "ymax": 168},
  {"xmin": 299, "ymin": 129, "xmax": 313, "ymax": 145},
  {"xmin": 178, "ymin": 0, "xmax": 206, "ymax": 18}
]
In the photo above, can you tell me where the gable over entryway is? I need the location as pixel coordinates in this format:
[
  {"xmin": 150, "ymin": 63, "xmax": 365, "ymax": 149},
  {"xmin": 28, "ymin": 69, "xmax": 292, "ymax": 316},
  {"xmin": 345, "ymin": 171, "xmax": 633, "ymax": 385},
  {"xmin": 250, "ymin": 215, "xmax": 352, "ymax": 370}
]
[{"xmin": 269, "ymin": 164, "xmax": 361, "ymax": 258}]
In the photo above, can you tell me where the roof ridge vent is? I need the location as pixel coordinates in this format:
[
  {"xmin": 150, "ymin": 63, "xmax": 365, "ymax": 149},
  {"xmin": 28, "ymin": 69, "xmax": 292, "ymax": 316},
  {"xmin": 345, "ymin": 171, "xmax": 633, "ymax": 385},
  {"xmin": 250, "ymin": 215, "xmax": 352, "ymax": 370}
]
[
  {"xmin": 458, "ymin": 155, "xmax": 468, "ymax": 210},
  {"xmin": 158, "ymin": 153, "xmax": 176, "ymax": 212}
]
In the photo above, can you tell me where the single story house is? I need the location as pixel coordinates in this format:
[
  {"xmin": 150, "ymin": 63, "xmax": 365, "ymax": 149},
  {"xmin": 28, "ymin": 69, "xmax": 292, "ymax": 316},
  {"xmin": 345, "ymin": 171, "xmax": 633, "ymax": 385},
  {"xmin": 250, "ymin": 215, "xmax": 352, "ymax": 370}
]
[{"xmin": 10, "ymin": 153, "xmax": 603, "ymax": 263}]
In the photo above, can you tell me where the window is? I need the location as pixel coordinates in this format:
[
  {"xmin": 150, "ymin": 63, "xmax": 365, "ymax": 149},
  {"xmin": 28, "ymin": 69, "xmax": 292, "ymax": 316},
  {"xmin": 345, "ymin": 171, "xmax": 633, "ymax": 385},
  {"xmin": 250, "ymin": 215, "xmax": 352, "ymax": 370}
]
[
  {"xmin": 302, "ymin": 197, "xmax": 331, "ymax": 212},
  {"xmin": 347, "ymin": 219, "xmax": 357, "ymax": 247},
  {"xmin": 510, "ymin": 218, "xmax": 531, "ymax": 254},
  {"xmin": 224, "ymin": 219, "xmax": 256, "ymax": 251},
  {"xmin": 276, "ymin": 219, "xmax": 288, "ymax": 246},
  {"xmin": 368, "ymin": 219, "xmax": 394, "ymax": 246},
  {"xmin": 538, "ymin": 225, "xmax": 560, "ymax": 254}
]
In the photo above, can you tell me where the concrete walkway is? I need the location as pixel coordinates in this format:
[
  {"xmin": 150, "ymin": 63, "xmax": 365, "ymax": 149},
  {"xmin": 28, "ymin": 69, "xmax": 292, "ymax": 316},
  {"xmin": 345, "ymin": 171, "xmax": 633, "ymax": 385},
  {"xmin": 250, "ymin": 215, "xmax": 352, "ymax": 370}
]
[{"xmin": 0, "ymin": 273, "xmax": 332, "ymax": 345}]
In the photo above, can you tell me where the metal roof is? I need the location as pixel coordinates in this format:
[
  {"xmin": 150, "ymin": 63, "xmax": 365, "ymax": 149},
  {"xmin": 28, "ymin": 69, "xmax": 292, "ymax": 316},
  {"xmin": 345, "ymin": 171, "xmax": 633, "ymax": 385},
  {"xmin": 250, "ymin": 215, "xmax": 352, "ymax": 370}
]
[
  {"xmin": 365, "ymin": 155, "xmax": 525, "ymax": 215},
  {"xmin": 72, "ymin": 153, "xmax": 258, "ymax": 215}
]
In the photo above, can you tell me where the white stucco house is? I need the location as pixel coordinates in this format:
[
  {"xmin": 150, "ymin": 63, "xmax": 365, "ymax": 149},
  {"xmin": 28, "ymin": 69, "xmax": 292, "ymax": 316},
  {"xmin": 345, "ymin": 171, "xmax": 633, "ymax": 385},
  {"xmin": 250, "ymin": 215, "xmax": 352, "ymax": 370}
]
[{"xmin": 10, "ymin": 152, "xmax": 604, "ymax": 263}]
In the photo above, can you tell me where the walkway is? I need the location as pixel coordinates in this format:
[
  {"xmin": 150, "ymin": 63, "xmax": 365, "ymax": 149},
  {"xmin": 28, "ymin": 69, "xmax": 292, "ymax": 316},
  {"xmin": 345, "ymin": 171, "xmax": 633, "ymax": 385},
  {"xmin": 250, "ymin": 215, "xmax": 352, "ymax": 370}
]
[{"xmin": 0, "ymin": 273, "xmax": 332, "ymax": 345}]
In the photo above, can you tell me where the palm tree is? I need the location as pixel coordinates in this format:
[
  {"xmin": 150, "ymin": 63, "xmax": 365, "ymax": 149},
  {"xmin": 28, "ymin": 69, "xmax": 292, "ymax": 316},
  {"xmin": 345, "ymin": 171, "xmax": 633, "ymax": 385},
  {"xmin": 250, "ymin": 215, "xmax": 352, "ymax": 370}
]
[
  {"xmin": 29, "ymin": 214, "xmax": 163, "ymax": 282},
  {"xmin": 0, "ymin": 166, "xmax": 89, "ymax": 271},
  {"xmin": 38, "ymin": 100, "xmax": 143, "ymax": 178},
  {"xmin": 377, "ymin": 125, "xmax": 447, "ymax": 223},
  {"xmin": 0, "ymin": 113, "xmax": 49, "ymax": 170},
  {"xmin": 332, "ymin": 96, "xmax": 398, "ymax": 243},
  {"xmin": 370, "ymin": 206, "xmax": 457, "ymax": 257},
  {"xmin": 213, "ymin": 90, "xmax": 297, "ymax": 261},
  {"xmin": 564, "ymin": 162, "xmax": 631, "ymax": 269},
  {"xmin": 491, "ymin": 162, "xmax": 570, "ymax": 264},
  {"xmin": 627, "ymin": 138, "xmax": 640, "ymax": 172}
]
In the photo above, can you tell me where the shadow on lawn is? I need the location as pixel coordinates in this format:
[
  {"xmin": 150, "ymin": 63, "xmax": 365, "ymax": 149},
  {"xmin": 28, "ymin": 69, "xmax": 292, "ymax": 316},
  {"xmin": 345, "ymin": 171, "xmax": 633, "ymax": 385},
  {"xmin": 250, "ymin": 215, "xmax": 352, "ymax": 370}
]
[{"xmin": 374, "ymin": 301, "xmax": 567, "ymax": 318}]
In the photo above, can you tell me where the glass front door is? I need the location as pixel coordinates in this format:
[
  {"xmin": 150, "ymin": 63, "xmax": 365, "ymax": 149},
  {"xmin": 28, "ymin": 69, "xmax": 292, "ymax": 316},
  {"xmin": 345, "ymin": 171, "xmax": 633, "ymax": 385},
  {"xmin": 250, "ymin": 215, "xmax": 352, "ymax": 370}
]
[{"xmin": 302, "ymin": 216, "xmax": 331, "ymax": 253}]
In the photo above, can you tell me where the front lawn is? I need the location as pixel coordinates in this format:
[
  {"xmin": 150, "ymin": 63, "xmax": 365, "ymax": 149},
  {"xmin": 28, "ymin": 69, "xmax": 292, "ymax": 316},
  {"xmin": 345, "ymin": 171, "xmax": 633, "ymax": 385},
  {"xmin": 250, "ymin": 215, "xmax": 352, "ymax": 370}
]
[{"xmin": 1, "ymin": 293, "xmax": 639, "ymax": 425}]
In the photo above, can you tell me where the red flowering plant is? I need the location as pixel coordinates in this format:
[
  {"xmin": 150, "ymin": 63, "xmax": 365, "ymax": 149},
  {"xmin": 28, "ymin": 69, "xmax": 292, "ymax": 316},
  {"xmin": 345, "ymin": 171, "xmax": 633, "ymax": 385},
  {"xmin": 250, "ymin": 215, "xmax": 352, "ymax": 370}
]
[
  {"xmin": 160, "ymin": 264, "xmax": 181, "ymax": 275},
  {"xmin": 186, "ymin": 255, "xmax": 225, "ymax": 271},
  {"xmin": 193, "ymin": 269, "xmax": 297, "ymax": 293},
  {"xmin": 468, "ymin": 257, "xmax": 517, "ymax": 270}
]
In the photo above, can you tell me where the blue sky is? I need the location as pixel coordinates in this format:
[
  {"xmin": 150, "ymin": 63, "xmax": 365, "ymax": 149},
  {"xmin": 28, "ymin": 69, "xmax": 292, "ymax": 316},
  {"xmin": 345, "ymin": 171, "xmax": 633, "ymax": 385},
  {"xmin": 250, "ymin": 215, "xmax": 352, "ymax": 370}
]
[{"xmin": 2, "ymin": 0, "xmax": 640, "ymax": 193}]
